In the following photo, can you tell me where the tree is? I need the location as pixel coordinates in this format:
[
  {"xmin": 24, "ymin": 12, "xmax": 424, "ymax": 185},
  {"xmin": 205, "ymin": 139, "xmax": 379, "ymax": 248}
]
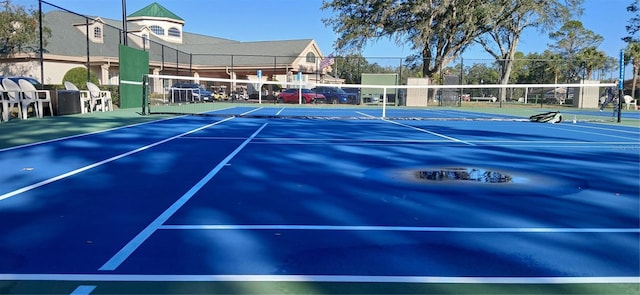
[
  {"xmin": 0, "ymin": 0, "xmax": 50, "ymax": 55},
  {"xmin": 623, "ymin": 1, "xmax": 639, "ymax": 99},
  {"xmin": 321, "ymin": 0, "xmax": 519, "ymax": 79},
  {"xmin": 517, "ymin": 53, "xmax": 547, "ymax": 83},
  {"xmin": 623, "ymin": 0, "xmax": 639, "ymax": 43},
  {"xmin": 464, "ymin": 63, "xmax": 500, "ymax": 97},
  {"xmin": 625, "ymin": 42, "xmax": 640, "ymax": 98},
  {"xmin": 575, "ymin": 47, "xmax": 607, "ymax": 80},
  {"xmin": 333, "ymin": 54, "xmax": 367, "ymax": 84},
  {"xmin": 523, "ymin": 50, "xmax": 565, "ymax": 84},
  {"xmin": 332, "ymin": 54, "xmax": 393, "ymax": 84},
  {"xmin": 548, "ymin": 20, "xmax": 603, "ymax": 81},
  {"xmin": 601, "ymin": 56, "xmax": 619, "ymax": 81},
  {"xmin": 549, "ymin": 21, "xmax": 603, "ymax": 57},
  {"xmin": 509, "ymin": 51, "xmax": 528, "ymax": 83},
  {"xmin": 475, "ymin": 0, "xmax": 582, "ymax": 97}
]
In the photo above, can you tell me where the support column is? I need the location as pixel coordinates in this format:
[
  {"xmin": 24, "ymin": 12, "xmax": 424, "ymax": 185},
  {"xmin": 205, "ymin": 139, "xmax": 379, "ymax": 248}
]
[{"xmin": 101, "ymin": 64, "xmax": 110, "ymax": 85}]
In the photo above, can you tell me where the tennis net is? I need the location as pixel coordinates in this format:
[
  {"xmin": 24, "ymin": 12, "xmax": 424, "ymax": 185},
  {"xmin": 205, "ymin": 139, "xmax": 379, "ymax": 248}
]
[{"xmin": 141, "ymin": 74, "xmax": 616, "ymax": 122}]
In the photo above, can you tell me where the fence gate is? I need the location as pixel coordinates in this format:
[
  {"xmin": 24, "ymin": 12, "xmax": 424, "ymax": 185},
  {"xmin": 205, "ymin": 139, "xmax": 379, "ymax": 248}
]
[{"xmin": 119, "ymin": 45, "xmax": 149, "ymax": 109}]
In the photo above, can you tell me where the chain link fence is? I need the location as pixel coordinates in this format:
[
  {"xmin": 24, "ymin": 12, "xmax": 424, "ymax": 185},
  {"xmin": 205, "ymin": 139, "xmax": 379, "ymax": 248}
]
[{"xmin": 0, "ymin": 1, "xmax": 624, "ymax": 110}]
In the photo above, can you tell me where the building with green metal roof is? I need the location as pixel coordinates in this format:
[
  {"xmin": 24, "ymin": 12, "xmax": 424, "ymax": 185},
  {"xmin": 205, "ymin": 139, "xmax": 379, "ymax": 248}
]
[
  {"xmin": 0, "ymin": 2, "xmax": 338, "ymax": 96},
  {"xmin": 128, "ymin": 2, "xmax": 184, "ymax": 21}
]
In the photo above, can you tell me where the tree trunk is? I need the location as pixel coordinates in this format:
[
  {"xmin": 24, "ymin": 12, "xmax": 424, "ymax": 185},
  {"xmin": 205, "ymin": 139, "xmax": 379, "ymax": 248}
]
[{"xmin": 496, "ymin": 33, "xmax": 520, "ymax": 102}]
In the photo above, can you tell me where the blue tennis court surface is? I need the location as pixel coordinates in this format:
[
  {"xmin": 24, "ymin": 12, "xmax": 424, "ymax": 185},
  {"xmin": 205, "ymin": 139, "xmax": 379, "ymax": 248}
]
[{"xmin": 0, "ymin": 106, "xmax": 638, "ymax": 294}]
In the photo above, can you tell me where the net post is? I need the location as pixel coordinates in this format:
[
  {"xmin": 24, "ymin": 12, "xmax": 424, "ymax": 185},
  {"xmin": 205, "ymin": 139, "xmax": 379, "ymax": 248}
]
[
  {"xmin": 617, "ymin": 49, "xmax": 625, "ymax": 123},
  {"xmin": 617, "ymin": 88, "xmax": 623, "ymax": 122},
  {"xmin": 141, "ymin": 74, "xmax": 148, "ymax": 115}
]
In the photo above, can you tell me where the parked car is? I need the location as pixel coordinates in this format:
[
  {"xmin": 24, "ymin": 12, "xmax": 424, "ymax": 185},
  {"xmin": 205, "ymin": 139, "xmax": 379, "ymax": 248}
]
[
  {"xmin": 169, "ymin": 83, "xmax": 213, "ymax": 102},
  {"xmin": 312, "ymin": 86, "xmax": 359, "ymax": 104},
  {"xmin": 248, "ymin": 88, "xmax": 277, "ymax": 101},
  {"xmin": 277, "ymin": 88, "xmax": 326, "ymax": 104},
  {"xmin": 342, "ymin": 87, "xmax": 361, "ymax": 104},
  {"xmin": 0, "ymin": 76, "xmax": 42, "ymax": 88}
]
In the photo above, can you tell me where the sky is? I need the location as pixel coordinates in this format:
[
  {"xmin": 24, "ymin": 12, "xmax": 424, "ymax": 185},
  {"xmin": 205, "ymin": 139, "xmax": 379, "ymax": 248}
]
[{"xmin": 24, "ymin": 0, "xmax": 636, "ymax": 70}]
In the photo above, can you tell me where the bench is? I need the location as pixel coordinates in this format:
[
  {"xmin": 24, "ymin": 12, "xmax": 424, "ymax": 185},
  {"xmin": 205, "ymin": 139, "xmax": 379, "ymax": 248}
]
[{"xmin": 470, "ymin": 96, "xmax": 497, "ymax": 103}]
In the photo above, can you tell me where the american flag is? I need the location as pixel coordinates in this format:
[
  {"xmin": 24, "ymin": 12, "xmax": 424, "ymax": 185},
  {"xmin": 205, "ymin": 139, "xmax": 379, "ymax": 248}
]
[{"xmin": 319, "ymin": 54, "xmax": 335, "ymax": 69}]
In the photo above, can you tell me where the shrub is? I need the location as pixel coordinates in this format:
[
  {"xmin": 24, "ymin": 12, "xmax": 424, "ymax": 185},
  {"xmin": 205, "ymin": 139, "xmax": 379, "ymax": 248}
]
[{"xmin": 62, "ymin": 67, "xmax": 99, "ymax": 90}]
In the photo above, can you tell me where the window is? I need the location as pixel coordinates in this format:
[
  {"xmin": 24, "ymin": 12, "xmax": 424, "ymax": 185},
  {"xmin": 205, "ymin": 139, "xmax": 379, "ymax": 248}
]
[
  {"xmin": 93, "ymin": 27, "xmax": 102, "ymax": 39},
  {"xmin": 306, "ymin": 52, "xmax": 316, "ymax": 63},
  {"xmin": 168, "ymin": 27, "xmax": 181, "ymax": 38},
  {"xmin": 150, "ymin": 25, "xmax": 164, "ymax": 36}
]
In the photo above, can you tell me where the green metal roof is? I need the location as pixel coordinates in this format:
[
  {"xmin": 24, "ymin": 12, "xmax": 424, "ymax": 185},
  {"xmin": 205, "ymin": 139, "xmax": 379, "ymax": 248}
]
[{"xmin": 128, "ymin": 2, "xmax": 184, "ymax": 21}]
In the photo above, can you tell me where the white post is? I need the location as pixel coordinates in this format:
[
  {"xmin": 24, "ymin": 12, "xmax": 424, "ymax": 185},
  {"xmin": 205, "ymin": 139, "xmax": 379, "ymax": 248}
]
[
  {"xmin": 382, "ymin": 87, "xmax": 387, "ymax": 118},
  {"xmin": 426, "ymin": 79, "xmax": 430, "ymax": 107},
  {"xmin": 257, "ymin": 70, "xmax": 262, "ymax": 104},
  {"xmin": 298, "ymin": 72, "xmax": 303, "ymax": 104}
]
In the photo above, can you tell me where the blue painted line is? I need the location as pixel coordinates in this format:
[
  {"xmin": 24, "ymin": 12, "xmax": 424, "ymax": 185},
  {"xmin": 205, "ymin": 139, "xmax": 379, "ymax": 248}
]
[
  {"xmin": 99, "ymin": 123, "xmax": 269, "ymax": 271},
  {"xmin": 70, "ymin": 285, "xmax": 96, "ymax": 295}
]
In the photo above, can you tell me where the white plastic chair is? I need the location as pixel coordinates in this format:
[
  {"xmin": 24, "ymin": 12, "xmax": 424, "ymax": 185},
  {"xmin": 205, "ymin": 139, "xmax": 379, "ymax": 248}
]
[
  {"xmin": 64, "ymin": 81, "xmax": 91, "ymax": 113},
  {"xmin": 0, "ymin": 83, "xmax": 8, "ymax": 122},
  {"xmin": 623, "ymin": 95, "xmax": 637, "ymax": 110},
  {"xmin": 86, "ymin": 82, "xmax": 112, "ymax": 112},
  {"xmin": 19, "ymin": 79, "xmax": 53, "ymax": 118},
  {"xmin": 2, "ymin": 78, "xmax": 37, "ymax": 119}
]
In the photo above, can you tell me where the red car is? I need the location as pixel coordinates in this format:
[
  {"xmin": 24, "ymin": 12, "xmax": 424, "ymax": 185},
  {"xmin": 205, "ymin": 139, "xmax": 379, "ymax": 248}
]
[{"xmin": 276, "ymin": 88, "xmax": 326, "ymax": 104}]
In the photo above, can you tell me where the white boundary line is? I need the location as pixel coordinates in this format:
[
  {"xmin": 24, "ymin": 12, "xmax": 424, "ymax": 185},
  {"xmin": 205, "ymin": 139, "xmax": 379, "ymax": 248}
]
[
  {"xmin": 157, "ymin": 224, "xmax": 640, "ymax": 233},
  {"xmin": 383, "ymin": 120, "xmax": 475, "ymax": 145},
  {"xmin": 0, "ymin": 106, "xmax": 247, "ymax": 153},
  {"xmin": 0, "ymin": 274, "xmax": 637, "ymax": 284},
  {"xmin": 185, "ymin": 137, "xmax": 637, "ymax": 145},
  {"xmin": 0, "ymin": 115, "xmax": 180, "ymax": 153},
  {"xmin": 356, "ymin": 111, "xmax": 475, "ymax": 145},
  {"xmin": 0, "ymin": 117, "xmax": 235, "ymax": 202},
  {"xmin": 566, "ymin": 123, "xmax": 640, "ymax": 135},
  {"xmin": 182, "ymin": 137, "xmax": 637, "ymax": 145},
  {"xmin": 542, "ymin": 124, "xmax": 640, "ymax": 140},
  {"xmin": 99, "ymin": 123, "xmax": 268, "ymax": 271}
]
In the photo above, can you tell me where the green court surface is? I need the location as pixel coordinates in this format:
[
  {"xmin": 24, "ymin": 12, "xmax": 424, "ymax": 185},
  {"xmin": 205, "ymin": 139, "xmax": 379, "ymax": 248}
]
[{"xmin": 2, "ymin": 280, "xmax": 639, "ymax": 294}]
